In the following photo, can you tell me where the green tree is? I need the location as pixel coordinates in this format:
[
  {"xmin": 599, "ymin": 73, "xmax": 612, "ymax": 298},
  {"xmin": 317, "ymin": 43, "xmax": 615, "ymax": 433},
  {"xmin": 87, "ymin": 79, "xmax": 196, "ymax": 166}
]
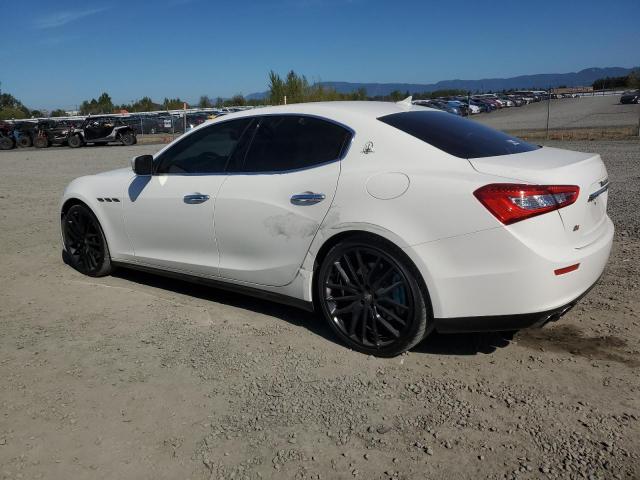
[
  {"xmin": 268, "ymin": 70, "xmax": 286, "ymax": 105},
  {"xmin": 50, "ymin": 109, "xmax": 67, "ymax": 117},
  {"xmin": 0, "ymin": 91, "xmax": 30, "ymax": 119},
  {"xmin": 229, "ymin": 94, "xmax": 246, "ymax": 106},
  {"xmin": 163, "ymin": 97, "xmax": 186, "ymax": 110},
  {"xmin": 79, "ymin": 92, "xmax": 115, "ymax": 114},
  {"xmin": 198, "ymin": 95, "xmax": 213, "ymax": 108},
  {"xmin": 388, "ymin": 90, "xmax": 404, "ymax": 102}
]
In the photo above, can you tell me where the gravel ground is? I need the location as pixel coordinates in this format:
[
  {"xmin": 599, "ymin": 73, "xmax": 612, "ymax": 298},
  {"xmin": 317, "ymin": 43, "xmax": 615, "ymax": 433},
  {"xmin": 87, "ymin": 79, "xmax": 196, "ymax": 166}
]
[
  {"xmin": 0, "ymin": 141, "xmax": 638, "ymax": 480},
  {"xmin": 473, "ymin": 95, "xmax": 640, "ymax": 131}
]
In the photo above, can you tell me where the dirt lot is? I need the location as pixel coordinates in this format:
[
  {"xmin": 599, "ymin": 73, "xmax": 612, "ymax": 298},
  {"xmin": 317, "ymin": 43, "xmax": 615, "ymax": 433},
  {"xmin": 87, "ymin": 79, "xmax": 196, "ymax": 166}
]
[
  {"xmin": 0, "ymin": 141, "xmax": 638, "ymax": 480},
  {"xmin": 474, "ymin": 95, "xmax": 640, "ymax": 132}
]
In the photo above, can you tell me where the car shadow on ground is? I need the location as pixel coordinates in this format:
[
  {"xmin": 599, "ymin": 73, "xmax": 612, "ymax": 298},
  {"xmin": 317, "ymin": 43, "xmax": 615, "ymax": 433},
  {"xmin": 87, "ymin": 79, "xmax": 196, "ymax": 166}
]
[{"xmin": 112, "ymin": 267, "xmax": 515, "ymax": 357}]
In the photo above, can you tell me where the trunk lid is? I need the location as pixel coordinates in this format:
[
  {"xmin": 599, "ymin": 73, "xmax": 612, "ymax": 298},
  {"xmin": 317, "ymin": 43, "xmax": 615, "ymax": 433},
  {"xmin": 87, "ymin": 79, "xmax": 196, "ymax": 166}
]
[{"xmin": 469, "ymin": 146, "xmax": 609, "ymax": 248}]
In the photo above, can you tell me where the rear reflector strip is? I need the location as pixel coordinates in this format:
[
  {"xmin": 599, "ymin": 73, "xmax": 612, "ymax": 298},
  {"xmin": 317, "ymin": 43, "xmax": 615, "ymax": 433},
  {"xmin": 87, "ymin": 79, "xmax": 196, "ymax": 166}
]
[{"xmin": 554, "ymin": 264, "xmax": 580, "ymax": 275}]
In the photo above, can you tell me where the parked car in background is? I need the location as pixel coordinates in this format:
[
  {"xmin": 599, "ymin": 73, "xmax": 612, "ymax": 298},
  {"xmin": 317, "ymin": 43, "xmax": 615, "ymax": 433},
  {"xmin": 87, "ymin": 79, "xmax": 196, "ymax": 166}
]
[{"xmin": 620, "ymin": 90, "xmax": 640, "ymax": 104}]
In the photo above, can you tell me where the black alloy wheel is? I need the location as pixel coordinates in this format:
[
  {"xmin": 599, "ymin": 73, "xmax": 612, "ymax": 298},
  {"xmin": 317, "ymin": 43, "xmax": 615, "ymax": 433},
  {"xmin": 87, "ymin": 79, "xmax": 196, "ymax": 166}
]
[
  {"xmin": 317, "ymin": 237, "xmax": 429, "ymax": 357},
  {"xmin": 62, "ymin": 204, "xmax": 112, "ymax": 277}
]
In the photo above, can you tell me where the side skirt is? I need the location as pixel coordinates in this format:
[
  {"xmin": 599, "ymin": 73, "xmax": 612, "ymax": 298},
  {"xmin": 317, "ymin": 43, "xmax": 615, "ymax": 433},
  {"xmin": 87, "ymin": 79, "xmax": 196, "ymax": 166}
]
[{"xmin": 111, "ymin": 261, "xmax": 315, "ymax": 312}]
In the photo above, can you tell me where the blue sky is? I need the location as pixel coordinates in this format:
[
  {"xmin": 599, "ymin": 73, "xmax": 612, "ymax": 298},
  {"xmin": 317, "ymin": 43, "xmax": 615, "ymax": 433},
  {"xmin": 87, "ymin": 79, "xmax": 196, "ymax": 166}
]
[{"xmin": 2, "ymin": 0, "xmax": 639, "ymax": 110}]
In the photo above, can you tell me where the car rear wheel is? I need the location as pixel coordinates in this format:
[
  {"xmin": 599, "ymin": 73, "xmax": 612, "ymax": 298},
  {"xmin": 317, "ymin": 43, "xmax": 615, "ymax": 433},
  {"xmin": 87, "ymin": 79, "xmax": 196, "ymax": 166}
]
[
  {"xmin": 0, "ymin": 137, "xmax": 14, "ymax": 150},
  {"xmin": 317, "ymin": 236, "xmax": 429, "ymax": 357},
  {"xmin": 34, "ymin": 136, "xmax": 49, "ymax": 148},
  {"xmin": 68, "ymin": 134, "xmax": 83, "ymax": 148},
  {"xmin": 62, "ymin": 204, "xmax": 112, "ymax": 277},
  {"xmin": 119, "ymin": 132, "xmax": 136, "ymax": 146},
  {"xmin": 17, "ymin": 136, "xmax": 32, "ymax": 148}
]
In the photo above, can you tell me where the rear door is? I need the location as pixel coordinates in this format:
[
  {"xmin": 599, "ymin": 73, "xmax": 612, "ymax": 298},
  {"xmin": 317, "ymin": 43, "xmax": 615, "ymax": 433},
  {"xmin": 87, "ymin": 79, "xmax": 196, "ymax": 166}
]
[{"xmin": 215, "ymin": 115, "xmax": 353, "ymax": 286}]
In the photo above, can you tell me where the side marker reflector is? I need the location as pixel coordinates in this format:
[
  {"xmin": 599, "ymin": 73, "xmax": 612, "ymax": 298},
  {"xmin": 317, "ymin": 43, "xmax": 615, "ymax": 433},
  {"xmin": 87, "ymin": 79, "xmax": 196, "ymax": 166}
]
[{"xmin": 554, "ymin": 264, "xmax": 580, "ymax": 276}]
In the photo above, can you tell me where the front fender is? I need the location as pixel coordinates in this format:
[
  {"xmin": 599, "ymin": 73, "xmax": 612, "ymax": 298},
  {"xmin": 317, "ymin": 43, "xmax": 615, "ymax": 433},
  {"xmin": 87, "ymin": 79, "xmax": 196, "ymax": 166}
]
[{"xmin": 60, "ymin": 177, "xmax": 133, "ymax": 258}]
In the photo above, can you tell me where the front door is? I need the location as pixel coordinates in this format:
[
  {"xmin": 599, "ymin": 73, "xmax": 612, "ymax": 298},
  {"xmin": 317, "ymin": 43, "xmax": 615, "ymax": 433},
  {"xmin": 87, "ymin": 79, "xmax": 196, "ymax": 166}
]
[
  {"xmin": 122, "ymin": 117, "xmax": 254, "ymax": 276},
  {"xmin": 215, "ymin": 114, "xmax": 353, "ymax": 286}
]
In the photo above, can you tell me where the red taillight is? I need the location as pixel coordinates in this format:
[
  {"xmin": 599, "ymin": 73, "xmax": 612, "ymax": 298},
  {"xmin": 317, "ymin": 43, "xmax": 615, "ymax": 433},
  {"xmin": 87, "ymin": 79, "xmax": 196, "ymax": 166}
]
[
  {"xmin": 474, "ymin": 184, "xmax": 579, "ymax": 225},
  {"xmin": 554, "ymin": 263, "xmax": 580, "ymax": 275}
]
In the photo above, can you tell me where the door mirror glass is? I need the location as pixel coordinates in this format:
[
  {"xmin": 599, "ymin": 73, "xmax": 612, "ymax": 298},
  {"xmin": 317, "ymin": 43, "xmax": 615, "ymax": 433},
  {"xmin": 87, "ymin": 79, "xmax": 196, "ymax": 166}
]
[{"xmin": 131, "ymin": 154, "xmax": 153, "ymax": 176}]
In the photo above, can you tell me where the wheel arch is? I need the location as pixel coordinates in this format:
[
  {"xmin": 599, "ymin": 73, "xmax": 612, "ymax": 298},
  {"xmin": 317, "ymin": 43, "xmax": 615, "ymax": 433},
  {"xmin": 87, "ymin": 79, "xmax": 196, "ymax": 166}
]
[
  {"xmin": 309, "ymin": 229, "xmax": 434, "ymax": 322},
  {"xmin": 60, "ymin": 195, "xmax": 115, "ymax": 256}
]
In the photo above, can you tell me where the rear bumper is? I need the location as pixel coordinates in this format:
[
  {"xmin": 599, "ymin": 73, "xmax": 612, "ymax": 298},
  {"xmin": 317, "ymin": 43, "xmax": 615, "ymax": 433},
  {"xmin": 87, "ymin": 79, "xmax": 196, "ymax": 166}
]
[
  {"xmin": 404, "ymin": 215, "xmax": 613, "ymax": 321},
  {"xmin": 433, "ymin": 275, "xmax": 600, "ymax": 333}
]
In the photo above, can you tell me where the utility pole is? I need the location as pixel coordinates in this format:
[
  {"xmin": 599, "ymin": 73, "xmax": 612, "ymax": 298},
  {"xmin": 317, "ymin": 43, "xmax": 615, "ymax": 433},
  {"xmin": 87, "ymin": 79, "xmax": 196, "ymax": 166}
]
[{"xmin": 545, "ymin": 86, "xmax": 551, "ymax": 140}]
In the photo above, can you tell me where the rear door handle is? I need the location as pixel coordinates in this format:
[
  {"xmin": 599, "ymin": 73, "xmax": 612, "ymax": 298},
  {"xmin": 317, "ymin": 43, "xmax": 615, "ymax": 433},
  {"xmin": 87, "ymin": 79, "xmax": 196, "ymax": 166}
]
[
  {"xmin": 290, "ymin": 191, "xmax": 326, "ymax": 206},
  {"xmin": 183, "ymin": 193, "xmax": 210, "ymax": 204}
]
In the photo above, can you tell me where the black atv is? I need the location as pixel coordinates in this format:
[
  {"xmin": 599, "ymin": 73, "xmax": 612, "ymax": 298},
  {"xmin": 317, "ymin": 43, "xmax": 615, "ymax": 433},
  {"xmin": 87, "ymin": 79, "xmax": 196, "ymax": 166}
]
[
  {"xmin": 0, "ymin": 122, "xmax": 15, "ymax": 150},
  {"xmin": 33, "ymin": 120, "xmax": 78, "ymax": 148},
  {"xmin": 67, "ymin": 117, "xmax": 137, "ymax": 148},
  {"xmin": 11, "ymin": 121, "xmax": 38, "ymax": 148}
]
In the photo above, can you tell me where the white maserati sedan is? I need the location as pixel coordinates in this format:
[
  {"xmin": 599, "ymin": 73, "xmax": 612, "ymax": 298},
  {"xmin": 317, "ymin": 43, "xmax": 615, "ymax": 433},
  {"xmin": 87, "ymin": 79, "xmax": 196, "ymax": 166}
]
[{"xmin": 60, "ymin": 101, "xmax": 613, "ymax": 356}]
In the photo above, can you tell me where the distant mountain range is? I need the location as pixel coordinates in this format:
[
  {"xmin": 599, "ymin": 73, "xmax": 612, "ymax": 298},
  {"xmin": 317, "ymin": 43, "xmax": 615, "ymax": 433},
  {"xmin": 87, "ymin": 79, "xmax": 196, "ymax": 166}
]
[{"xmin": 245, "ymin": 66, "xmax": 638, "ymax": 100}]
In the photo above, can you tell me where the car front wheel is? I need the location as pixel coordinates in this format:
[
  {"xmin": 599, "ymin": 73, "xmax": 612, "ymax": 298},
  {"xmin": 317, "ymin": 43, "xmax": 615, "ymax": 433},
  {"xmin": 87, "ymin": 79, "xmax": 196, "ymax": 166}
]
[
  {"xmin": 317, "ymin": 236, "xmax": 429, "ymax": 357},
  {"xmin": 62, "ymin": 204, "xmax": 112, "ymax": 277}
]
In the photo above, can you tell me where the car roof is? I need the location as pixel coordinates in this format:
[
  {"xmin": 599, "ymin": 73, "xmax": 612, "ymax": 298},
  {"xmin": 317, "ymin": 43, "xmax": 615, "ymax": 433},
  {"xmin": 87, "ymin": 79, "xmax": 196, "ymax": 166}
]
[{"xmin": 211, "ymin": 101, "xmax": 440, "ymax": 126}]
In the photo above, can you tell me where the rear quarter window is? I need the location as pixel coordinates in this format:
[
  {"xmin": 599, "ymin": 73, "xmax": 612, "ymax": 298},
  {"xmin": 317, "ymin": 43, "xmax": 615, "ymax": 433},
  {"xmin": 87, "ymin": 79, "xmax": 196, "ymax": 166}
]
[{"xmin": 378, "ymin": 110, "xmax": 539, "ymax": 159}]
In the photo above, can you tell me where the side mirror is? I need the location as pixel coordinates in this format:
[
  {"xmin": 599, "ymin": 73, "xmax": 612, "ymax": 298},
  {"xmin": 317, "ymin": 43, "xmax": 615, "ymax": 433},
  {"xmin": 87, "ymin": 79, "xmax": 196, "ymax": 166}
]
[{"xmin": 131, "ymin": 154, "xmax": 153, "ymax": 176}]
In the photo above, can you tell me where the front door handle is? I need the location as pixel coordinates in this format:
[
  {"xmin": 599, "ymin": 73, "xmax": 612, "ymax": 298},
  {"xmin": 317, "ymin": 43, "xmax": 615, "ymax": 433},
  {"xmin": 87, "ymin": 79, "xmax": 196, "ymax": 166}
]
[
  {"xmin": 290, "ymin": 191, "xmax": 326, "ymax": 206},
  {"xmin": 183, "ymin": 193, "xmax": 210, "ymax": 204}
]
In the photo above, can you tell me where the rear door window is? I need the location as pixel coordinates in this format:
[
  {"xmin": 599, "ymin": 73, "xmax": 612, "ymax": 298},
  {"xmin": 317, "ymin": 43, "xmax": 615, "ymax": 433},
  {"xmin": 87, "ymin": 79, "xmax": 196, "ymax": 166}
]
[
  {"xmin": 239, "ymin": 115, "xmax": 351, "ymax": 173},
  {"xmin": 378, "ymin": 110, "xmax": 539, "ymax": 159}
]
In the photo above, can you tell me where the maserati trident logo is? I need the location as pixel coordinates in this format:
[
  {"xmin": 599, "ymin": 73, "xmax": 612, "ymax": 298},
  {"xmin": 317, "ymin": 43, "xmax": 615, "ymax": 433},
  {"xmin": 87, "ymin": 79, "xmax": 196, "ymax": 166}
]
[{"xmin": 361, "ymin": 141, "xmax": 374, "ymax": 154}]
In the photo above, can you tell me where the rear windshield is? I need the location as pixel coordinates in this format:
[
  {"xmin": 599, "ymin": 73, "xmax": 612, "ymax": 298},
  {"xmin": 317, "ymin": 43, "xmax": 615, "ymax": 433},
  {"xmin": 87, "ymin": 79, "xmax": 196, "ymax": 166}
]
[{"xmin": 378, "ymin": 110, "xmax": 539, "ymax": 159}]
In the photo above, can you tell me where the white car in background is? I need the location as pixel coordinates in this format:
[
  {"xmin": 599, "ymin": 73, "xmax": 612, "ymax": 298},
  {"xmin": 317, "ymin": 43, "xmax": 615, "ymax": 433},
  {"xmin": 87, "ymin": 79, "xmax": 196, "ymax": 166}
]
[
  {"xmin": 467, "ymin": 103, "xmax": 481, "ymax": 114},
  {"xmin": 60, "ymin": 101, "xmax": 613, "ymax": 357}
]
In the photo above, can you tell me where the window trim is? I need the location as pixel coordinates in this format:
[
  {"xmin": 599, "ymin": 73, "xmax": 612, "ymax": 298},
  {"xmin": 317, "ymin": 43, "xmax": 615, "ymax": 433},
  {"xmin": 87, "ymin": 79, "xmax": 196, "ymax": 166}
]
[
  {"xmin": 230, "ymin": 113, "xmax": 355, "ymax": 175},
  {"xmin": 151, "ymin": 113, "xmax": 355, "ymax": 176}
]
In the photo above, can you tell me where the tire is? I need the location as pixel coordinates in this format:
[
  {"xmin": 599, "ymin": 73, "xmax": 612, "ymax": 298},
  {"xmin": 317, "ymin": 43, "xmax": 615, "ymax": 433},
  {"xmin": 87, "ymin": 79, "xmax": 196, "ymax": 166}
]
[
  {"xmin": 34, "ymin": 136, "xmax": 49, "ymax": 148},
  {"xmin": 119, "ymin": 131, "xmax": 136, "ymax": 146},
  {"xmin": 0, "ymin": 136, "xmax": 14, "ymax": 150},
  {"xmin": 316, "ymin": 235, "xmax": 429, "ymax": 357},
  {"xmin": 17, "ymin": 136, "xmax": 32, "ymax": 148},
  {"xmin": 68, "ymin": 134, "xmax": 83, "ymax": 148},
  {"xmin": 61, "ymin": 204, "xmax": 112, "ymax": 277}
]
